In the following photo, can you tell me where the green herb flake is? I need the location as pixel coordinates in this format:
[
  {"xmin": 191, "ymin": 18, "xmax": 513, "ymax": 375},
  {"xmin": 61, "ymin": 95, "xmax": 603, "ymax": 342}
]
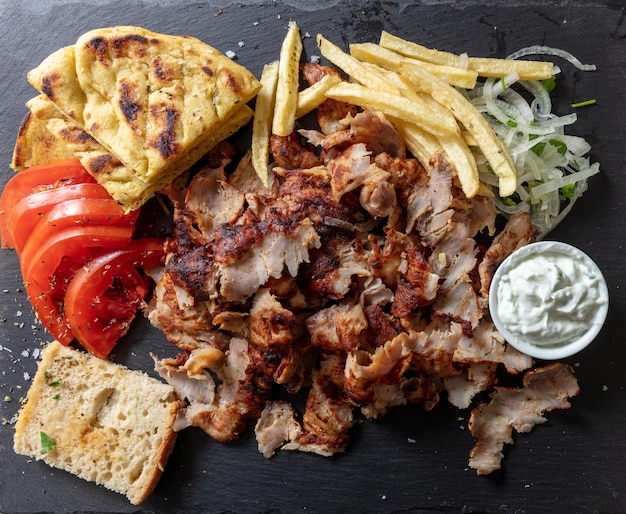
[
  {"xmin": 44, "ymin": 371, "xmax": 61, "ymax": 387},
  {"xmin": 502, "ymin": 192, "xmax": 522, "ymax": 206},
  {"xmin": 52, "ymin": 394, "xmax": 61, "ymax": 400},
  {"xmin": 40, "ymin": 431, "xmax": 57, "ymax": 454},
  {"xmin": 549, "ymin": 139, "xmax": 568, "ymax": 155},
  {"xmin": 559, "ymin": 183, "xmax": 576, "ymax": 199},
  {"xmin": 542, "ymin": 77, "xmax": 557, "ymax": 93},
  {"xmin": 571, "ymin": 99, "xmax": 596, "ymax": 108},
  {"xmin": 531, "ymin": 142, "xmax": 547, "ymax": 157}
]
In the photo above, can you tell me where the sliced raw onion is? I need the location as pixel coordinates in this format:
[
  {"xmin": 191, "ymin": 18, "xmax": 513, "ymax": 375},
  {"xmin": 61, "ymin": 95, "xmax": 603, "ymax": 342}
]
[
  {"xmin": 506, "ymin": 45, "xmax": 597, "ymax": 71},
  {"xmin": 468, "ymin": 51, "xmax": 599, "ymax": 238}
]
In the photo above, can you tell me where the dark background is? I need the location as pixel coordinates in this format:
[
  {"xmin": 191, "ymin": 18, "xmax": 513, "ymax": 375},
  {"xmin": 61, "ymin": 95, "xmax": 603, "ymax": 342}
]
[{"xmin": 1, "ymin": 1, "xmax": 624, "ymax": 512}]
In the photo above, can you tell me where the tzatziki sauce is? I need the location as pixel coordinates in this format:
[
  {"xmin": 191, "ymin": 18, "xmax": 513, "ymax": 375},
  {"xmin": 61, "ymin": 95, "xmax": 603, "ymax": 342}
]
[{"xmin": 490, "ymin": 241, "xmax": 608, "ymax": 358}]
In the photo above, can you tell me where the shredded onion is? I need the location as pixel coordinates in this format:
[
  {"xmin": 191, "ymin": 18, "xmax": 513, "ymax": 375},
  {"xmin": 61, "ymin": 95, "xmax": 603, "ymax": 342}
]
[
  {"xmin": 469, "ymin": 50, "xmax": 599, "ymax": 238},
  {"xmin": 506, "ymin": 45, "xmax": 597, "ymax": 72}
]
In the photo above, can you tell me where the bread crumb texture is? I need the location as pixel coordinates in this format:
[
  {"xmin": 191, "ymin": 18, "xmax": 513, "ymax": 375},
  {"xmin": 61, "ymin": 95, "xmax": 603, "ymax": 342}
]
[{"xmin": 13, "ymin": 341, "xmax": 183, "ymax": 505}]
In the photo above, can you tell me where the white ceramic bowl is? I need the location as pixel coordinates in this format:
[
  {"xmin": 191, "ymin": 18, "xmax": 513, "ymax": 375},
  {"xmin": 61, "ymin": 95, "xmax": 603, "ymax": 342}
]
[{"xmin": 489, "ymin": 241, "xmax": 609, "ymax": 360}]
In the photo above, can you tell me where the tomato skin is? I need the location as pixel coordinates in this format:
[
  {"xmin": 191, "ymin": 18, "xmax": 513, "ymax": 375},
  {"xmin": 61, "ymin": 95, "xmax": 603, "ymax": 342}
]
[
  {"xmin": 0, "ymin": 159, "xmax": 93, "ymax": 247},
  {"xmin": 64, "ymin": 239, "xmax": 165, "ymax": 358},
  {"xmin": 7, "ymin": 184, "xmax": 117, "ymax": 254},
  {"xmin": 23, "ymin": 225, "xmax": 135, "ymax": 344},
  {"xmin": 11, "ymin": 197, "xmax": 138, "ymax": 255}
]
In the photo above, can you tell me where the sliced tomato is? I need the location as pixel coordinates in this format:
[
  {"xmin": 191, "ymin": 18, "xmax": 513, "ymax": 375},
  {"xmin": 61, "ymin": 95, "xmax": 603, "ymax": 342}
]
[
  {"xmin": 10, "ymin": 196, "xmax": 138, "ymax": 255},
  {"xmin": 23, "ymin": 225, "xmax": 135, "ymax": 344},
  {"xmin": 64, "ymin": 239, "xmax": 165, "ymax": 358},
  {"xmin": 7, "ymin": 184, "xmax": 117, "ymax": 254},
  {"xmin": 0, "ymin": 159, "xmax": 94, "ymax": 247}
]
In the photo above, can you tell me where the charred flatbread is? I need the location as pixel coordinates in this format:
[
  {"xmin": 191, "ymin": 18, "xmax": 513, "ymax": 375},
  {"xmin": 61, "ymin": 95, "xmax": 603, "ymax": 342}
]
[
  {"xmin": 26, "ymin": 25, "xmax": 261, "ymax": 209},
  {"xmin": 11, "ymin": 110, "xmax": 75, "ymax": 171},
  {"xmin": 23, "ymin": 94, "xmax": 252, "ymax": 210}
]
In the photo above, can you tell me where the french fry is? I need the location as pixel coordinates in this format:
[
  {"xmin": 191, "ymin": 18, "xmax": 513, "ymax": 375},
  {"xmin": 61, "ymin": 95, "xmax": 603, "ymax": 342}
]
[
  {"xmin": 393, "ymin": 117, "xmax": 480, "ymax": 198},
  {"xmin": 324, "ymin": 81, "xmax": 457, "ymax": 138},
  {"xmin": 353, "ymin": 61, "xmax": 438, "ymax": 116},
  {"xmin": 376, "ymin": 68, "xmax": 424, "ymax": 103},
  {"xmin": 398, "ymin": 61, "xmax": 517, "ymax": 197},
  {"xmin": 391, "ymin": 117, "xmax": 443, "ymax": 169},
  {"xmin": 316, "ymin": 34, "xmax": 397, "ymax": 94},
  {"xmin": 435, "ymin": 131, "xmax": 480, "ymax": 198},
  {"xmin": 350, "ymin": 42, "xmax": 478, "ymax": 89},
  {"xmin": 272, "ymin": 22, "xmax": 302, "ymax": 137},
  {"xmin": 465, "ymin": 57, "xmax": 553, "ymax": 81},
  {"xmin": 379, "ymin": 30, "xmax": 553, "ymax": 81},
  {"xmin": 380, "ymin": 31, "xmax": 461, "ymax": 66},
  {"xmin": 252, "ymin": 61, "xmax": 280, "ymax": 187},
  {"xmin": 295, "ymin": 74, "xmax": 342, "ymax": 119}
]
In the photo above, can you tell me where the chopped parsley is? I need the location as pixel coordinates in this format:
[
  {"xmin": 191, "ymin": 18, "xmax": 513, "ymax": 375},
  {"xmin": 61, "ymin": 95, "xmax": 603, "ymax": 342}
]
[
  {"xmin": 559, "ymin": 182, "xmax": 576, "ymax": 199},
  {"xmin": 40, "ymin": 431, "xmax": 57, "ymax": 454},
  {"xmin": 44, "ymin": 371, "xmax": 61, "ymax": 387},
  {"xmin": 542, "ymin": 77, "xmax": 557, "ymax": 93},
  {"xmin": 571, "ymin": 99, "xmax": 596, "ymax": 108}
]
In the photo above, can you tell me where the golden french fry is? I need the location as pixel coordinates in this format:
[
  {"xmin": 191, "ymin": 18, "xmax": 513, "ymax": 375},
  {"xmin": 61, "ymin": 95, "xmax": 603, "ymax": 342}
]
[
  {"xmin": 398, "ymin": 61, "xmax": 517, "ymax": 197},
  {"xmin": 351, "ymin": 42, "xmax": 478, "ymax": 89},
  {"xmin": 379, "ymin": 31, "xmax": 461, "ymax": 66},
  {"xmin": 436, "ymin": 132, "xmax": 480, "ymax": 198},
  {"xmin": 391, "ymin": 117, "xmax": 443, "ymax": 168},
  {"xmin": 325, "ymin": 81, "xmax": 457, "ymax": 138},
  {"xmin": 252, "ymin": 61, "xmax": 280, "ymax": 187},
  {"xmin": 460, "ymin": 130, "xmax": 478, "ymax": 147},
  {"xmin": 354, "ymin": 61, "xmax": 437, "ymax": 116},
  {"xmin": 394, "ymin": 117, "xmax": 480, "ymax": 198},
  {"xmin": 295, "ymin": 74, "xmax": 342, "ymax": 119},
  {"xmin": 465, "ymin": 57, "xmax": 553, "ymax": 81},
  {"xmin": 316, "ymin": 34, "xmax": 397, "ymax": 94},
  {"xmin": 272, "ymin": 22, "xmax": 302, "ymax": 137},
  {"xmin": 376, "ymin": 68, "xmax": 424, "ymax": 103},
  {"xmin": 412, "ymin": 60, "xmax": 478, "ymax": 89},
  {"xmin": 379, "ymin": 31, "xmax": 553, "ymax": 81}
]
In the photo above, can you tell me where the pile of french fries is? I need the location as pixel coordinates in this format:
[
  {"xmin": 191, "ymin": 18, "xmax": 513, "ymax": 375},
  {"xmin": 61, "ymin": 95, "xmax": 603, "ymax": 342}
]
[{"xmin": 251, "ymin": 23, "xmax": 554, "ymax": 199}]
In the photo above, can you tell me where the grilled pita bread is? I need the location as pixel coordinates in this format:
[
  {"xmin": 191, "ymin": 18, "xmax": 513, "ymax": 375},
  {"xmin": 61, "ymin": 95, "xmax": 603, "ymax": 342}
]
[
  {"xmin": 26, "ymin": 25, "xmax": 261, "ymax": 209},
  {"xmin": 23, "ymin": 94, "xmax": 253, "ymax": 211},
  {"xmin": 11, "ymin": 109, "xmax": 75, "ymax": 171}
]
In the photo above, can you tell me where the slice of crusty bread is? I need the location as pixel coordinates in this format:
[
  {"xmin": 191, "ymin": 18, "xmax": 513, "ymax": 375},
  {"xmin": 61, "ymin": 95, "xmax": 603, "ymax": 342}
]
[{"xmin": 14, "ymin": 341, "xmax": 183, "ymax": 505}]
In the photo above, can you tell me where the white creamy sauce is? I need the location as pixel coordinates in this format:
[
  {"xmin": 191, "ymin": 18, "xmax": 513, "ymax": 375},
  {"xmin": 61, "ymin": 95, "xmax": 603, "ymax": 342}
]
[{"xmin": 496, "ymin": 243, "xmax": 608, "ymax": 347}]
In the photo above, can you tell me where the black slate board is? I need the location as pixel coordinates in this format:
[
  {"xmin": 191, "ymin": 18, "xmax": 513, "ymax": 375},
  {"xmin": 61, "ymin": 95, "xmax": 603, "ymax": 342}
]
[{"xmin": 1, "ymin": 1, "xmax": 624, "ymax": 513}]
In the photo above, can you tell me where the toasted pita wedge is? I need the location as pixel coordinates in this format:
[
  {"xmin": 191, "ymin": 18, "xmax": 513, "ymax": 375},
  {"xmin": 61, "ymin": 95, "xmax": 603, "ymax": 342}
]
[
  {"xmin": 25, "ymin": 94, "xmax": 252, "ymax": 211},
  {"xmin": 27, "ymin": 25, "xmax": 261, "ymax": 201},
  {"xmin": 11, "ymin": 110, "xmax": 75, "ymax": 171}
]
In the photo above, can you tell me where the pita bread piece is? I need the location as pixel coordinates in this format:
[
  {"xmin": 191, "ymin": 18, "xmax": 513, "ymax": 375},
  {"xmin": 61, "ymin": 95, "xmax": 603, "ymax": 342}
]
[
  {"xmin": 24, "ymin": 94, "xmax": 253, "ymax": 211},
  {"xmin": 11, "ymin": 110, "xmax": 75, "ymax": 171},
  {"xmin": 27, "ymin": 25, "xmax": 261, "ymax": 186}
]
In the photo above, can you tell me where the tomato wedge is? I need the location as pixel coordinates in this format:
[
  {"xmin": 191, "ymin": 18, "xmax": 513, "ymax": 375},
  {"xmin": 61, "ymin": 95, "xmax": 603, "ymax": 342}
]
[
  {"xmin": 11, "ymin": 196, "xmax": 138, "ymax": 255},
  {"xmin": 7, "ymin": 184, "xmax": 117, "ymax": 254},
  {"xmin": 0, "ymin": 159, "xmax": 94, "ymax": 247},
  {"xmin": 1, "ymin": 158, "xmax": 166, "ymax": 356},
  {"xmin": 64, "ymin": 239, "xmax": 165, "ymax": 358},
  {"xmin": 23, "ymin": 225, "xmax": 135, "ymax": 344}
]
